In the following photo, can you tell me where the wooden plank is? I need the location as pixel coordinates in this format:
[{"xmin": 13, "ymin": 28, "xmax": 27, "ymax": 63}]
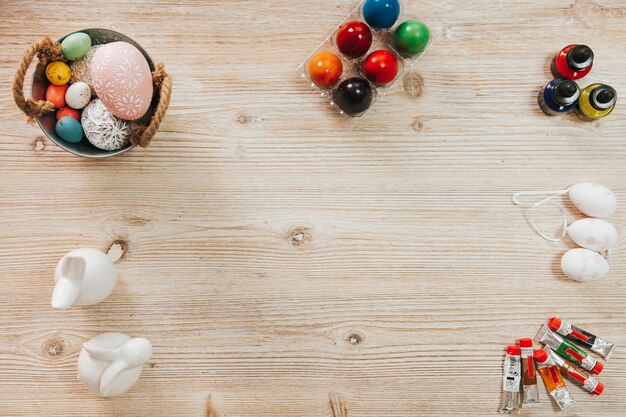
[{"xmin": 0, "ymin": 0, "xmax": 625, "ymax": 415}]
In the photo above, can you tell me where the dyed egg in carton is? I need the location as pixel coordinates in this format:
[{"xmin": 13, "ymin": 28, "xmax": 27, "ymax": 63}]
[{"xmin": 299, "ymin": 0, "xmax": 431, "ymax": 117}]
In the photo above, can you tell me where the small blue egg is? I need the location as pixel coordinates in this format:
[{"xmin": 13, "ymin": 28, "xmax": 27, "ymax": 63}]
[
  {"xmin": 55, "ymin": 116, "xmax": 84, "ymax": 143},
  {"xmin": 363, "ymin": 0, "xmax": 401, "ymax": 30}
]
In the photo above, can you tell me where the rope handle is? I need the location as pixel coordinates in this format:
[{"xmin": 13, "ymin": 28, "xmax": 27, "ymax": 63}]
[
  {"xmin": 13, "ymin": 37, "xmax": 65, "ymax": 123},
  {"xmin": 130, "ymin": 63, "xmax": 172, "ymax": 148},
  {"xmin": 13, "ymin": 36, "xmax": 171, "ymax": 148}
]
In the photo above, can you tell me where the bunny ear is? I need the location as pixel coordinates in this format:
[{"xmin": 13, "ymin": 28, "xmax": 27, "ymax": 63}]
[
  {"xmin": 52, "ymin": 255, "xmax": 87, "ymax": 309},
  {"xmin": 51, "ymin": 277, "xmax": 81, "ymax": 309},
  {"xmin": 61, "ymin": 255, "xmax": 86, "ymax": 279},
  {"xmin": 83, "ymin": 342, "xmax": 120, "ymax": 362},
  {"xmin": 99, "ymin": 360, "xmax": 127, "ymax": 396}
]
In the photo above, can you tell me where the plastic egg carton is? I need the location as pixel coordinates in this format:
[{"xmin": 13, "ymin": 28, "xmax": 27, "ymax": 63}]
[{"xmin": 299, "ymin": 0, "xmax": 431, "ymax": 117}]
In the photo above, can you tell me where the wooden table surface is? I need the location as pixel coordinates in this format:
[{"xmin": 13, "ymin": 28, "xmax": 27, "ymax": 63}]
[{"xmin": 1, "ymin": 1, "xmax": 625, "ymax": 416}]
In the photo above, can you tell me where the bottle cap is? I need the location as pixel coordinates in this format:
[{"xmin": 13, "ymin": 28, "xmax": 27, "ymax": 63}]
[
  {"xmin": 553, "ymin": 80, "xmax": 580, "ymax": 106},
  {"xmin": 567, "ymin": 45, "xmax": 594, "ymax": 70},
  {"xmin": 548, "ymin": 317, "xmax": 562, "ymax": 332},
  {"xmin": 507, "ymin": 345, "xmax": 521, "ymax": 356},
  {"xmin": 590, "ymin": 85, "xmax": 617, "ymax": 110},
  {"xmin": 533, "ymin": 349, "xmax": 548, "ymax": 363},
  {"xmin": 519, "ymin": 338, "xmax": 533, "ymax": 348},
  {"xmin": 591, "ymin": 360, "xmax": 604, "ymax": 375},
  {"xmin": 594, "ymin": 382, "xmax": 605, "ymax": 395}
]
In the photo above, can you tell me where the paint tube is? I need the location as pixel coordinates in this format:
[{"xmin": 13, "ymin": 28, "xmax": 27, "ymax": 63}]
[
  {"xmin": 545, "ymin": 347, "xmax": 604, "ymax": 395},
  {"xmin": 499, "ymin": 346, "xmax": 521, "ymax": 414},
  {"xmin": 535, "ymin": 325, "xmax": 603, "ymax": 375},
  {"xmin": 534, "ymin": 349, "xmax": 576, "ymax": 411},
  {"xmin": 519, "ymin": 338, "xmax": 540, "ymax": 408},
  {"xmin": 549, "ymin": 317, "xmax": 617, "ymax": 360}
]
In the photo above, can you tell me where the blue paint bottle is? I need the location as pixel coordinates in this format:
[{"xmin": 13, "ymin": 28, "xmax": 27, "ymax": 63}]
[{"xmin": 538, "ymin": 79, "xmax": 580, "ymax": 116}]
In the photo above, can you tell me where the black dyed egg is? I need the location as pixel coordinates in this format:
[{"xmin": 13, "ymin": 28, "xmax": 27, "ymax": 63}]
[{"xmin": 332, "ymin": 77, "xmax": 373, "ymax": 116}]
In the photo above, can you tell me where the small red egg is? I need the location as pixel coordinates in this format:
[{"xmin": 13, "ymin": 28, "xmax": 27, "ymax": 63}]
[
  {"xmin": 45, "ymin": 84, "xmax": 69, "ymax": 108},
  {"xmin": 336, "ymin": 21, "xmax": 373, "ymax": 59},
  {"xmin": 56, "ymin": 106, "xmax": 81, "ymax": 121},
  {"xmin": 363, "ymin": 50, "xmax": 399, "ymax": 85}
]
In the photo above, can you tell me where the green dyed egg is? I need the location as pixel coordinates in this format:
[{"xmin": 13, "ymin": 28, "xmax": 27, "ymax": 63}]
[
  {"xmin": 393, "ymin": 19, "xmax": 430, "ymax": 57},
  {"xmin": 61, "ymin": 32, "xmax": 92, "ymax": 61}
]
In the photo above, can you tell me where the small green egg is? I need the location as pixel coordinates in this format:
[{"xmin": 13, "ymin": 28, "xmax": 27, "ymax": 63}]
[
  {"xmin": 393, "ymin": 19, "xmax": 430, "ymax": 57},
  {"xmin": 61, "ymin": 32, "xmax": 92, "ymax": 61},
  {"xmin": 55, "ymin": 116, "xmax": 84, "ymax": 143}
]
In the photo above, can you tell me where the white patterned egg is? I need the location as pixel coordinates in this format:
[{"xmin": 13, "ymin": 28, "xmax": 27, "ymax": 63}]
[
  {"xmin": 90, "ymin": 41, "xmax": 153, "ymax": 120},
  {"xmin": 569, "ymin": 183, "xmax": 617, "ymax": 218},
  {"xmin": 567, "ymin": 218, "xmax": 618, "ymax": 252},
  {"xmin": 561, "ymin": 248, "xmax": 609, "ymax": 282},
  {"xmin": 82, "ymin": 99, "xmax": 131, "ymax": 151}
]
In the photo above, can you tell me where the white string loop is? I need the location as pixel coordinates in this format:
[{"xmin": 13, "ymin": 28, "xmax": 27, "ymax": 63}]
[{"xmin": 512, "ymin": 189, "xmax": 570, "ymax": 242}]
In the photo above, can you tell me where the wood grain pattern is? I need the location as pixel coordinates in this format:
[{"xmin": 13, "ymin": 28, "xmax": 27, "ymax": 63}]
[{"xmin": 1, "ymin": 0, "xmax": 625, "ymax": 416}]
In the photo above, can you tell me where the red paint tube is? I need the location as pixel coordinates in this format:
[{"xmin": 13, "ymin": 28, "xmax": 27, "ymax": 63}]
[{"xmin": 519, "ymin": 338, "xmax": 540, "ymax": 408}]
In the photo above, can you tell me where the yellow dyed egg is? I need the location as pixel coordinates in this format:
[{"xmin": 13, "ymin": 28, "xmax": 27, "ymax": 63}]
[{"xmin": 46, "ymin": 61, "xmax": 71, "ymax": 85}]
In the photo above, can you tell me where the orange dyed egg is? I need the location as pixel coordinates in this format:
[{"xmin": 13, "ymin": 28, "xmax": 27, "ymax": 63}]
[
  {"xmin": 56, "ymin": 106, "xmax": 81, "ymax": 121},
  {"xmin": 45, "ymin": 84, "xmax": 69, "ymax": 108},
  {"xmin": 308, "ymin": 51, "xmax": 343, "ymax": 88}
]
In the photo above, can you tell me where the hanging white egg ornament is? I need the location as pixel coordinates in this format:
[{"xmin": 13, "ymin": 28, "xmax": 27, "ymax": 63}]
[
  {"xmin": 91, "ymin": 41, "xmax": 153, "ymax": 120},
  {"xmin": 81, "ymin": 99, "xmax": 131, "ymax": 151},
  {"xmin": 561, "ymin": 248, "xmax": 610, "ymax": 282},
  {"xmin": 567, "ymin": 218, "xmax": 618, "ymax": 252},
  {"xmin": 568, "ymin": 183, "xmax": 617, "ymax": 218},
  {"xmin": 65, "ymin": 82, "xmax": 91, "ymax": 110}
]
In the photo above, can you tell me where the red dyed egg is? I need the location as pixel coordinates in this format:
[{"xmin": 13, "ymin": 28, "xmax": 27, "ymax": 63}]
[
  {"xmin": 336, "ymin": 21, "xmax": 372, "ymax": 59},
  {"xmin": 363, "ymin": 50, "xmax": 399, "ymax": 85},
  {"xmin": 56, "ymin": 106, "xmax": 81, "ymax": 121},
  {"xmin": 45, "ymin": 84, "xmax": 69, "ymax": 108}
]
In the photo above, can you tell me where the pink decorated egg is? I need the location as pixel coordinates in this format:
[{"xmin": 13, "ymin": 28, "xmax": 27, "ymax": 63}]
[{"xmin": 91, "ymin": 42, "xmax": 153, "ymax": 120}]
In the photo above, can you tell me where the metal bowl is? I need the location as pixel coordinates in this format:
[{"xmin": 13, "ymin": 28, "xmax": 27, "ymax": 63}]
[{"xmin": 31, "ymin": 28, "xmax": 156, "ymax": 158}]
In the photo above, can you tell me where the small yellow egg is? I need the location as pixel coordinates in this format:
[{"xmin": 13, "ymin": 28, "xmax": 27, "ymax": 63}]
[{"xmin": 46, "ymin": 61, "xmax": 71, "ymax": 85}]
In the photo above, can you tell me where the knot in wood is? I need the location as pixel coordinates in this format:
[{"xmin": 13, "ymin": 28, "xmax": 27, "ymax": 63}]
[
  {"xmin": 288, "ymin": 227, "xmax": 312, "ymax": 247},
  {"xmin": 237, "ymin": 113, "xmax": 252, "ymax": 124},
  {"xmin": 403, "ymin": 71, "xmax": 424, "ymax": 99},
  {"xmin": 106, "ymin": 238, "xmax": 128, "ymax": 262},
  {"xmin": 43, "ymin": 337, "xmax": 66, "ymax": 357},
  {"xmin": 345, "ymin": 330, "xmax": 365, "ymax": 346},
  {"xmin": 32, "ymin": 136, "xmax": 46, "ymax": 151}
]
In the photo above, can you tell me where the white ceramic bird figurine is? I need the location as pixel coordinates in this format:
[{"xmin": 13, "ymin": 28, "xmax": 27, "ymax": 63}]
[
  {"xmin": 52, "ymin": 248, "xmax": 117, "ymax": 309},
  {"xmin": 77, "ymin": 333, "xmax": 153, "ymax": 397}
]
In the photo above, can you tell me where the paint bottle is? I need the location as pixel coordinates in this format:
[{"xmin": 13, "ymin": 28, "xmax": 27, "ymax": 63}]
[
  {"xmin": 576, "ymin": 84, "xmax": 617, "ymax": 121},
  {"xmin": 551, "ymin": 44, "xmax": 594, "ymax": 80},
  {"xmin": 538, "ymin": 78, "xmax": 580, "ymax": 116}
]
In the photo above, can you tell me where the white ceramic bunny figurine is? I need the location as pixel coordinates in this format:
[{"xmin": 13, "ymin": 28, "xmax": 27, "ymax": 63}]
[
  {"xmin": 52, "ymin": 248, "xmax": 117, "ymax": 309},
  {"xmin": 78, "ymin": 333, "xmax": 153, "ymax": 397}
]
